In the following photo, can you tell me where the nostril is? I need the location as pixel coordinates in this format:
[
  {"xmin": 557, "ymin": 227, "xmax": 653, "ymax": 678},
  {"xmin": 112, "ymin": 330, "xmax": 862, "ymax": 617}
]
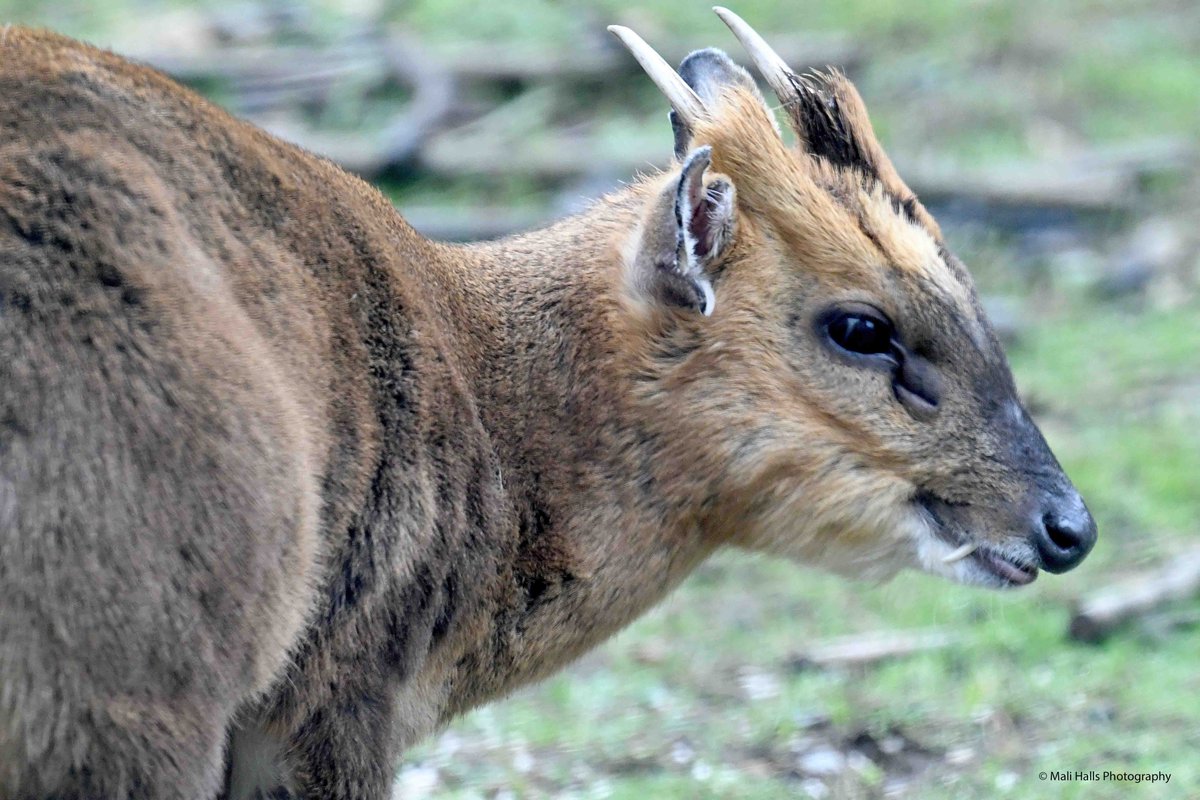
[
  {"xmin": 1044, "ymin": 512, "xmax": 1081, "ymax": 551},
  {"xmin": 1035, "ymin": 504, "xmax": 1097, "ymax": 574}
]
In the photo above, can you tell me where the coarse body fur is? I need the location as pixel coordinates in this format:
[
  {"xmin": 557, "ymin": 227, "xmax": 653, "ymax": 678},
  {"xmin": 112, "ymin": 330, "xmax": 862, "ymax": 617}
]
[
  {"xmin": 0, "ymin": 28, "xmax": 732, "ymax": 797},
  {"xmin": 0, "ymin": 22, "xmax": 1094, "ymax": 799}
]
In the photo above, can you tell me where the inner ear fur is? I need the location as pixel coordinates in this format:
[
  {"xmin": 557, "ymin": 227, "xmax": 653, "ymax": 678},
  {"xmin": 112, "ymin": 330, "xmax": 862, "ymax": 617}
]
[{"xmin": 627, "ymin": 146, "xmax": 735, "ymax": 317}]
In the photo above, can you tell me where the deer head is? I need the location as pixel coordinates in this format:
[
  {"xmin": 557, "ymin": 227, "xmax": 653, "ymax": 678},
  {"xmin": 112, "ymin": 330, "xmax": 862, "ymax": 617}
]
[{"xmin": 609, "ymin": 8, "xmax": 1096, "ymax": 587}]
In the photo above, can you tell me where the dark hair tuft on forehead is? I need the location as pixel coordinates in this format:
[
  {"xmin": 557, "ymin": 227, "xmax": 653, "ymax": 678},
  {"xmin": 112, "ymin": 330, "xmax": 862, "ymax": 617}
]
[{"xmin": 785, "ymin": 71, "xmax": 878, "ymax": 179}]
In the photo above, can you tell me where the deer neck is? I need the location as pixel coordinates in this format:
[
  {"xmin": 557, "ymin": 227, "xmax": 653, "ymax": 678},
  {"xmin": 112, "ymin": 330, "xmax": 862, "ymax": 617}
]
[{"xmin": 417, "ymin": 189, "xmax": 719, "ymax": 708}]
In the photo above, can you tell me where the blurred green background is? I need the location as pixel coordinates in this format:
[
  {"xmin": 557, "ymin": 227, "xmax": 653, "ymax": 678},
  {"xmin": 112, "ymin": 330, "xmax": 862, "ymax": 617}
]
[{"xmin": 3, "ymin": 1, "xmax": 1197, "ymax": 797}]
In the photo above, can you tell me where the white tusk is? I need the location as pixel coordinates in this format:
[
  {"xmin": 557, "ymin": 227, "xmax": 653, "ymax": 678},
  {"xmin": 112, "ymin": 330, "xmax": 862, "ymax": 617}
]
[
  {"xmin": 712, "ymin": 7, "xmax": 797, "ymax": 107},
  {"xmin": 608, "ymin": 25, "xmax": 707, "ymax": 126},
  {"xmin": 942, "ymin": 543, "xmax": 978, "ymax": 564}
]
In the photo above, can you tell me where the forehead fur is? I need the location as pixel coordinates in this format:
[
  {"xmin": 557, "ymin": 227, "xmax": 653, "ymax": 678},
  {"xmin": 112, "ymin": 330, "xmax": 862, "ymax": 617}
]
[{"xmin": 689, "ymin": 81, "xmax": 968, "ymax": 306}]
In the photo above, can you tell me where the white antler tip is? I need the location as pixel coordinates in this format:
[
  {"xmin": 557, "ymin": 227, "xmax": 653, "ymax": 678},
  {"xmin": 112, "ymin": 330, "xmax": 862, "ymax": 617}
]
[
  {"xmin": 713, "ymin": 5, "xmax": 795, "ymax": 100},
  {"xmin": 607, "ymin": 23, "xmax": 707, "ymax": 124}
]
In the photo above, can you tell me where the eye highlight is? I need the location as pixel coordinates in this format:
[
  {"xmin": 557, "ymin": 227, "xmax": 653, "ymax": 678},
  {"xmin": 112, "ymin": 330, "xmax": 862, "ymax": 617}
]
[{"xmin": 825, "ymin": 310, "xmax": 895, "ymax": 356}]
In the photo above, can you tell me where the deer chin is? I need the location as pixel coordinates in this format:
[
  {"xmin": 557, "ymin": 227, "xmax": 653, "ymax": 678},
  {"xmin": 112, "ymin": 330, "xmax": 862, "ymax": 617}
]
[{"xmin": 746, "ymin": 483, "xmax": 1041, "ymax": 589}]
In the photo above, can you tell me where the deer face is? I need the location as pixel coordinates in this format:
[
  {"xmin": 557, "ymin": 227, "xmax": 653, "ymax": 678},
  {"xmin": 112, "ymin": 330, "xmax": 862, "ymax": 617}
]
[{"xmin": 612, "ymin": 10, "xmax": 1095, "ymax": 588}]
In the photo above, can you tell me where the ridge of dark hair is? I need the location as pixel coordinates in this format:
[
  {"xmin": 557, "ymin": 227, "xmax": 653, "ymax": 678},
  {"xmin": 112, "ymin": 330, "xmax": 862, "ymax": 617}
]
[{"xmin": 784, "ymin": 71, "xmax": 878, "ymax": 178}]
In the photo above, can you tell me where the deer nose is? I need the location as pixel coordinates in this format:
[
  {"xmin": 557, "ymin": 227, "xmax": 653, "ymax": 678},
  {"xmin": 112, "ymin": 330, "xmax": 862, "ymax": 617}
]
[{"xmin": 1033, "ymin": 494, "xmax": 1097, "ymax": 573}]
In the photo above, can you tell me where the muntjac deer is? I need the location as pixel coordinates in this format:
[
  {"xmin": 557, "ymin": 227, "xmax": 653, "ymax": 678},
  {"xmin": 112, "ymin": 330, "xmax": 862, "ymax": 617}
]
[{"xmin": 0, "ymin": 8, "xmax": 1096, "ymax": 799}]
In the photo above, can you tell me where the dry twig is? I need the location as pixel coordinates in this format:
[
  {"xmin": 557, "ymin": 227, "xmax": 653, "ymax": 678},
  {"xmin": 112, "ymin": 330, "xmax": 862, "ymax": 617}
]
[
  {"xmin": 788, "ymin": 628, "xmax": 958, "ymax": 670},
  {"xmin": 1069, "ymin": 547, "xmax": 1200, "ymax": 643}
]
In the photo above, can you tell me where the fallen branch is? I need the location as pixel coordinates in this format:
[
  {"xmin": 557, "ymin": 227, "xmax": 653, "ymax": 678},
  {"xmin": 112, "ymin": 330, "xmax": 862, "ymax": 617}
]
[
  {"xmin": 254, "ymin": 34, "xmax": 457, "ymax": 175},
  {"xmin": 434, "ymin": 31, "xmax": 863, "ymax": 83},
  {"xmin": 399, "ymin": 205, "xmax": 553, "ymax": 242},
  {"xmin": 127, "ymin": 31, "xmax": 861, "ymax": 107},
  {"xmin": 899, "ymin": 138, "xmax": 1195, "ymax": 213},
  {"xmin": 1068, "ymin": 547, "xmax": 1200, "ymax": 643},
  {"xmin": 901, "ymin": 161, "xmax": 1136, "ymax": 211},
  {"xmin": 131, "ymin": 31, "xmax": 859, "ymax": 86},
  {"xmin": 418, "ymin": 129, "xmax": 647, "ymax": 182},
  {"xmin": 421, "ymin": 137, "xmax": 1191, "ymax": 212},
  {"xmin": 787, "ymin": 628, "xmax": 958, "ymax": 670},
  {"xmin": 132, "ymin": 44, "xmax": 380, "ymax": 109}
]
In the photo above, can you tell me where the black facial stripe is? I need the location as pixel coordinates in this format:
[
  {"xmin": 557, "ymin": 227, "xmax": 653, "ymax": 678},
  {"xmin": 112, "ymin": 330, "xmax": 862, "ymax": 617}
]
[
  {"xmin": 855, "ymin": 216, "xmax": 890, "ymax": 264},
  {"xmin": 936, "ymin": 243, "xmax": 973, "ymax": 285},
  {"xmin": 815, "ymin": 173, "xmax": 932, "ymax": 268},
  {"xmin": 890, "ymin": 193, "xmax": 920, "ymax": 227}
]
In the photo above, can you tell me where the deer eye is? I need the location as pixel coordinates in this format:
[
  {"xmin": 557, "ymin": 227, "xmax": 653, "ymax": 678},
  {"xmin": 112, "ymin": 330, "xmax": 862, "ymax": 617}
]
[{"xmin": 825, "ymin": 311, "xmax": 895, "ymax": 356}]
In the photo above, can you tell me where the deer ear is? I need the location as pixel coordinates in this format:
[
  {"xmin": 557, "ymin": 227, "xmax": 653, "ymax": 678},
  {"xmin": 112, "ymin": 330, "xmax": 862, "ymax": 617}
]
[
  {"xmin": 629, "ymin": 146, "xmax": 735, "ymax": 317},
  {"xmin": 671, "ymin": 48, "xmax": 776, "ymax": 157}
]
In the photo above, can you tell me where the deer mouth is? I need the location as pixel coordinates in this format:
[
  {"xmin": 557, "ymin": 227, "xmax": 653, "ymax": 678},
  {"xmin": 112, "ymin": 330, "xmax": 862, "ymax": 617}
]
[
  {"xmin": 968, "ymin": 545, "xmax": 1038, "ymax": 586},
  {"xmin": 940, "ymin": 538, "xmax": 1039, "ymax": 587},
  {"xmin": 916, "ymin": 492, "xmax": 1039, "ymax": 588}
]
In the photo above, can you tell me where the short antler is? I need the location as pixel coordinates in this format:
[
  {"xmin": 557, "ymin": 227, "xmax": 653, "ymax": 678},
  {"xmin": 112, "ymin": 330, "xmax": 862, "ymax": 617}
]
[
  {"xmin": 712, "ymin": 6, "xmax": 796, "ymax": 108},
  {"xmin": 608, "ymin": 25, "xmax": 708, "ymax": 126}
]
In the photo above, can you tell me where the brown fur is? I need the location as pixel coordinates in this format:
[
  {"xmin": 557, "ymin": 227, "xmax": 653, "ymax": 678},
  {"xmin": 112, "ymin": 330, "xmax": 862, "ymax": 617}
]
[{"xmin": 0, "ymin": 26, "xmax": 1092, "ymax": 799}]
